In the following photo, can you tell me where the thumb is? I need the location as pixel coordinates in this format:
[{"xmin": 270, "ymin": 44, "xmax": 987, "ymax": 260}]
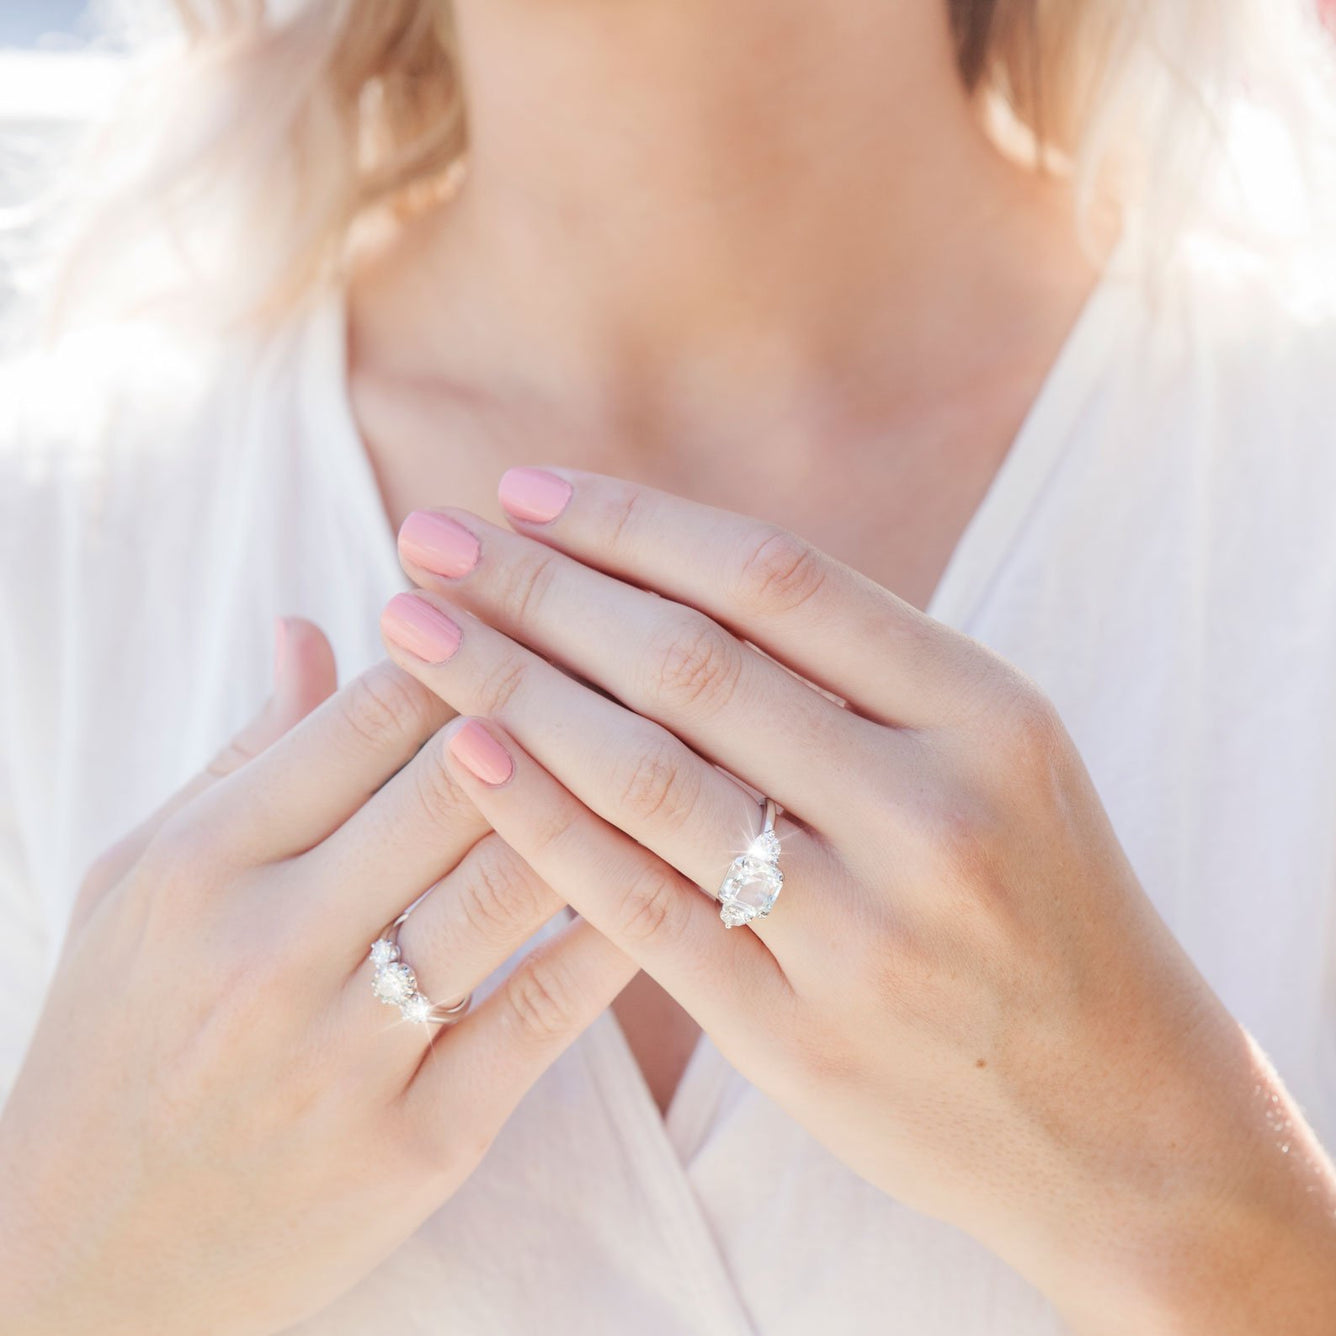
[
  {"xmin": 69, "ymin": 617, "xmax": 339, "ymax": 936},
  {"xmin": 208, "ymin": 616, "xmax": 339, "ymax": 778}
]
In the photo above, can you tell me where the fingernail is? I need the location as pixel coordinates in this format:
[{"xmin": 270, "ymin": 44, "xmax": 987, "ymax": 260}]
[
  {"xmin": 447, "ymin": 718, "xmax": 514, "ymax": 786},
  {"xmin": 273, "ymin": 615, "xmax": 303, "ymax": 713},
  {"xmin": 399, "ymin": 512, "xmax": 481, "ymax": 578},
  {"xmin": 381, "ymin": 593, "xmax": 462, "ymax": 664},
  {"xmin": 273, "ymin": 616, "xmax": 290, "ymax": 683},
  {"xmin": 498, "ymin": 467, "xmax": 572, "ymax": 524}
]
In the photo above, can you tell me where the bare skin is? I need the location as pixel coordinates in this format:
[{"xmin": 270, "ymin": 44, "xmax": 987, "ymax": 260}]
[
  {"xmin": 343, "ymin": 0, "xmax": 1102, "ymax": 1112},
  {"xmin": 3, "ymin": 3, "xmax": 1334, "ymax": 1330}
]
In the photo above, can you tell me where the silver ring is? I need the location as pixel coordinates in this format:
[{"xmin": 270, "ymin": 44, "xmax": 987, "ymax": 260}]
[
  {"xmin": 718, "ymin": 794, "xmax": 783, "ymax": 928},
  {"xmin": 369, "ymin": 908, "xmax": 473, "ymax": 1025}
]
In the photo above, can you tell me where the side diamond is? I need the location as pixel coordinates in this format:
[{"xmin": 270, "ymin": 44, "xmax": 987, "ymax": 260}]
[
  {"xmin": 748, "ymin": 830, "xmax": 781, "ymax": 863},
  {"xmin": 370, "ymin": 938, "xmax": 400, "ymax": 968}
]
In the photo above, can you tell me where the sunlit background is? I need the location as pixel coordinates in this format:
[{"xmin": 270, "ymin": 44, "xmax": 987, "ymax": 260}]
[{"xmin": 1, "ymin": 3, "xmax": 91, "ymax": 47}]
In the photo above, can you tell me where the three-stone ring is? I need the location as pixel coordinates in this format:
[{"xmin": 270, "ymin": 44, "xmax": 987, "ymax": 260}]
[
  {"xmin": 368, "ymin": 907, "xmax": 473, "ymax": 1025},
  {"xmin": 717, "ymin": 794, "xmax": 784, "ymax": 928}
]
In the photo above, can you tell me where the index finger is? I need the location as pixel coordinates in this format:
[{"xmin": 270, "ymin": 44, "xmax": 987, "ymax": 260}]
[{"xmin": 494, "ymin": 466, "xmax": 979, "ymax": 729}]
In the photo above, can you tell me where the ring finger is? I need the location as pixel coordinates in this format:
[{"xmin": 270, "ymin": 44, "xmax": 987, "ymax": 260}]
[
  {"xmin": 336, "ymin": 831, "xmax": 575, "ymax": 1062},
  {"xmin": 379, "ymin": 589, "xmax": 838, "ymax": 957}
]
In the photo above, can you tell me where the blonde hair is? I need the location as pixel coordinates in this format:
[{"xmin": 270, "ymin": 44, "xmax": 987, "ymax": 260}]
[{"xmin": 18, "ymin": 0, "xmax": 1336, "ymax": 342}]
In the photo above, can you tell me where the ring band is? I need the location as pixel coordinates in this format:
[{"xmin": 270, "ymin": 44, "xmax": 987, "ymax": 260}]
[
  {"xmin": 369, "ymin": 908, "xmax": 473, "ymax": 1025},
  {"xmin": 718, "ymin": 794, "xmax": 784, "ymax": 928}
]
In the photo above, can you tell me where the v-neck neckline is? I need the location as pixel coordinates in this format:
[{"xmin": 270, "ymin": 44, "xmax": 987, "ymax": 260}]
[
  {"xmin": 304, "ymin": 232, "xmax": 1130, "ymax": 1188},
  {"xmin": 923, "ymin": 235, "xmax": 1132, "ymax": 631}
]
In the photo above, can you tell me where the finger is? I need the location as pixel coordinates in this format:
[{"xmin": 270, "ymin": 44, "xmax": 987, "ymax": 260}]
[
  {"xmin": 338, "ymin": 832, "xmax": 571, "ymax": 1067},
  {"xmin": 380, "ymin": 591, "xmax": 833, "ymax": 954},
  {"xmin": 399, "ymin": 911, "xmax": 640, "ymax": 1152},
  {"xmin": 395, "ymin": 506, "xmax": 877, "ymax": 829},
  {"xmin": 292, "ymin": 702, "xmax": 495, "ymax": 953},
  {"xmin": 172, "ymin": 654, "xmax": 456, "ymax": 867},
  {"xmin": 435, "ymin": 716, "xmax": 788, "ymax": 1034},
  {"xmin": 390, "ymin": 833, "xmax": 566, "ymax": 1010},
  {"xmin": 494, "ymin": 467, "xmax": 980, "ymax": 729},
  {"xmin": 72, "ymin": 617, "xmax": 338, "ymax": 931}
]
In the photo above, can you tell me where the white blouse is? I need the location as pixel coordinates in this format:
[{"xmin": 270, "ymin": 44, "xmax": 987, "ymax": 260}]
[{"xmin": 2, "ymin": 234, "xmax": 1335, "ymax": 1334}]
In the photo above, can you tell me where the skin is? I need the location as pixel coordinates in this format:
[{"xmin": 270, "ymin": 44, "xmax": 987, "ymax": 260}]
[
  {"xmin": 2, "ymin": 2, "xmax": 1332, "ymax": 1333},
  {"xmin": 347, "ymin": 0, "xmax": 1101, "ymax": 1109},
  {"xmin": 0, "ymin": 621, "xmax": 640, "ymax": 1334},
  {"xmin": 380, "ymin": 468, "xmax": 1336, "ymax": 1334}
]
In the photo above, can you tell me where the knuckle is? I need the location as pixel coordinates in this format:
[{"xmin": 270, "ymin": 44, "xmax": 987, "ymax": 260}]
[
  {"xmin": 495, "ymin": 550, "xmax": 558, "ymax": 626},
  {"xmin": 920, "ymin": 794, "xmax": 995, "ymax": 888},
  {"xmin": 615, "ymin": 864, "xmax": 686, "ymax": 945},
  {"xmin": 903, "ymin": 784, "xmax": 1020, "ymax": 948},
  {"xmin": 474, "ymin": 653, "xmax": 529, "ymax": 718},
  {"xmin": 455, "ymin": 842, "xmax": 552, "ymax": 945},
  {"xmin": 341, "ymin": 666, "xmax": 435, "ymax": 752},
  {"xmin": 603, "ymin": 482, "xmax": 646, "ymax": 552},
  {"xmin": 528, "ymin": 803, "xmax": 578, "ymax": 860},
  {"xmin": 995, "ymin": 677, "xmax": 1068, "ymax": 784},
  {"xmin": 733, "ymin": 526, "xmax": 828, "ymax": 616},
  {"xmin": 204, "ymin": 735, "xmax": 261, "ymax": 781},
  {"xmin": 614, "ymin": 734, "xmax": 702, "ymax": 829},
  {"xmin": 140, "ymin": 810, "xmax": 228, "ymax": 889},
  {"xmin": 501, "ymin": 952, "xmax": 580, "ymax": 1044},
  {"xmin": 412, "ymin": 746, "xmax": 471, "ymax": 822},
  {"xmin": 648, "ymin": 614, "xmax": 743, "ymax": 715}
]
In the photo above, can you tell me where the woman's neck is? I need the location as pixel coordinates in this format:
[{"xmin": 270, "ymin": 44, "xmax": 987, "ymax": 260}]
[{"xmin": 349, "ymin": 0, "xmax": 1100, "ymax": 475}]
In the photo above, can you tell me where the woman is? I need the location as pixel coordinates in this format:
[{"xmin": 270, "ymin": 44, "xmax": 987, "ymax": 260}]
[{"xmin": 1, "ymin": 0, "xmax": 1334, "ymax": 1331}]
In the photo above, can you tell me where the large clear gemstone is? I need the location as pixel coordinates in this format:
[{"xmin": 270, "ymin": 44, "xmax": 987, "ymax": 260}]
[
  {"xmin": 402, "ymin": 993, "xmax": 434, "ymax": 1024},
  {"xmin": 719, "ymin": 854, "xmax": 782, "ymax": 923},
  {"xmin": 372, "ymin": 961, "xmax": 416, "ymax": 1005},
  {"xmin": 719, "ymin": 903, "xmax": 750, "ymax": 928}
]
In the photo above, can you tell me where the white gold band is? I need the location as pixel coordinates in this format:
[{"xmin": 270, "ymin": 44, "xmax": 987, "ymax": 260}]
[{"xmin": 369, "ymin": 909, "xmax": 473, "ymax": 1025}]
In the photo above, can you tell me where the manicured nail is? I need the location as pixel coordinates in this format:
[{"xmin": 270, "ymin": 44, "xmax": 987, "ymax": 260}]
[
  {"xmin": 273, "ymin": 616, "xmax": 289, "ymax": 683},
  {"xmin": 447, "ymin": 718, "xmax": 514, "ymax": 786},
  {"xmin": 399, "ymin": 511, "xmax": 480, "ymax": 578},
  {"xmin": 498, "ymin": 467, "xmax": 572, "ymax": 524},
  {"xmin": 381, "ymin": 593, "xmax": 461, "ymax": 663}
]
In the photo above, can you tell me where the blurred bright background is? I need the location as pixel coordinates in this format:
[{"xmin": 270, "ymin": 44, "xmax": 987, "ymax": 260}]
[{"xmin": 1, "ymin": 3, "xmax": 93, "ymax": 48}]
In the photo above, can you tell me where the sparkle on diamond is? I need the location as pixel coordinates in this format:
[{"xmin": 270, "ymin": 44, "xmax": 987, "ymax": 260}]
[
  {"xmin": 748, "ymin": 830, "xmax": 781, "ymax": 863},
  {"xmin": 372, "ymin": 961, "xmax": 416, "ymax": 1006}
]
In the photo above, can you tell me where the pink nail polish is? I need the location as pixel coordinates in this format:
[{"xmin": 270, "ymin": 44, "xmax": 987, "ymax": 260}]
[
  {"xmin": 498, "ymin": 467, "xmax": 573, "ymax": 524},
  {"xmin": 399, "ymin": 512, "xmax": 481, "ymax": 578},
  {"xmin": 273, "ymin": 616, "xmax": 289, "ymax": 682},
  {"xmin": 381, "ymin": 593, "xmax": 462, "ymax": 664},
  {"xmin": 447, "ymin": 718, "xmax": 514, "ymax": 786}
]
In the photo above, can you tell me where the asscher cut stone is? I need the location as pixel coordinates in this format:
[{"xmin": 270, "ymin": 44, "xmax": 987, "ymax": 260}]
[{"xmin": 719, "ymin": 854, "xmax": 782, "ymax": 926}]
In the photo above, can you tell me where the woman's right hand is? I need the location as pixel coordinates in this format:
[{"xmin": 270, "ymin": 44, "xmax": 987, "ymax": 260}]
[{"xmin": 0, "ymin": 617, "xmax": 637, "ymax": 1336}]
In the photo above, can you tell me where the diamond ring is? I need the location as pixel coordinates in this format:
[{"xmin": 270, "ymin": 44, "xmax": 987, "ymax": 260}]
[
  {"xmin": 369, "ymin": 909, "xmax": 473, "ymax": 1025},
  {"xmin": 717, "ymin": 794, "xmax": 783, "ymax": 929}
]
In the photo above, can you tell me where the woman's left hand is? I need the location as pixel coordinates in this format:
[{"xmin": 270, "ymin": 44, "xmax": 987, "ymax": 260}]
[{"xmin": 380, "ymin": 467, "xmax": 1336, "ymax": 1335}]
